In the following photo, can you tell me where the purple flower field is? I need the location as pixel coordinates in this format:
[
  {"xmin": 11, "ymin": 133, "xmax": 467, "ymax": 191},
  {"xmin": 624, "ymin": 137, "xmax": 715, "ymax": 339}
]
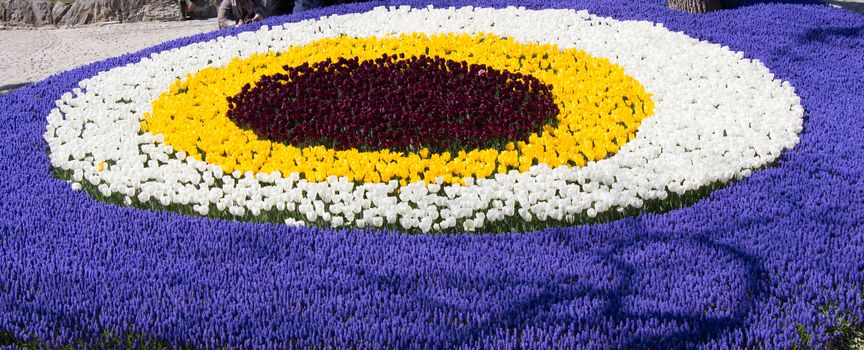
[{"xmin": 0, "ymin": 0, "xmax": 862, "ymax": 348}]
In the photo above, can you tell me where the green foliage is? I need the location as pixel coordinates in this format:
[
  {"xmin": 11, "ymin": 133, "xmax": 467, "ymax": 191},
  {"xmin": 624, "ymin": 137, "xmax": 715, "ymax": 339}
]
[
  {"xmin": 794, "ymin": 292, "xmax": 864, "ymax": 350},
  {"xmin": 0, "ymin": 328, "xmax": 186, "ymax": 349}
]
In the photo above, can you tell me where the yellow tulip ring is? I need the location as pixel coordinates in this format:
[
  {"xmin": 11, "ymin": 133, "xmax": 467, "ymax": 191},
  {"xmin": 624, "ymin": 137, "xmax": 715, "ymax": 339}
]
[{"xmin": 143, "ymin": 33, "xmax": 654, "ymax": 185}]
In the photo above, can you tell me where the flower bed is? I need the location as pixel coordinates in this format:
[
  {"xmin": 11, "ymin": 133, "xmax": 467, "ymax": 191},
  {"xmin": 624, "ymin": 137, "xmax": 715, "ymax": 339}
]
[
  {"xmin": 1, "ymin": 0, "xmax": 863, "ymax": 348},
  {"xmin": 42, "ymin": 8, "xmax": 801, "ymax": 233}
]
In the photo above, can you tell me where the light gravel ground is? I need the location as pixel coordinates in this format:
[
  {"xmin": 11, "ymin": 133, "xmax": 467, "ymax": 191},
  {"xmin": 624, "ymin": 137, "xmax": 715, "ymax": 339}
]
[{"xmin": 0, "ymin": 19, "xmax": 215, "ymax": 90}]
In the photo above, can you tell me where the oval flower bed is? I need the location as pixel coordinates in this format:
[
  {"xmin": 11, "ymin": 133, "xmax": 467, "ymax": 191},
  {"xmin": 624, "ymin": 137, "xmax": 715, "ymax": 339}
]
[
  {"xmin": 43, "ymin": 7, "xmax": 801, "ymax": 233},
  {"xmin": 1, "ymin": 0, "xmax": 863, "ymax": 348}
]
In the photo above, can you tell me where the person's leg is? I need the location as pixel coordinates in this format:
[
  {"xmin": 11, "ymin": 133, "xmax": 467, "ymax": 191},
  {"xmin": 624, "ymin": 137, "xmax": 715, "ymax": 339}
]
[
  {"xmin": 218, "ymin": 9, "xmax": 237, "ymax": 28},
  {"xmin": 178, "ymin": 0, "xmax": 189, "ymax": 19},
  {"xmin": 262, "ymin": 0, "xmax": 294, "ymax": 16}
]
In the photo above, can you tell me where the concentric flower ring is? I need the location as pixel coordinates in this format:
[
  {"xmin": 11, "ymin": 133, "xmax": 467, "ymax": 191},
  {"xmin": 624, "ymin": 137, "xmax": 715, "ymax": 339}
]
[{"xmin": 143, "ymin": 33, "xmax": 652, "ymax": 185}]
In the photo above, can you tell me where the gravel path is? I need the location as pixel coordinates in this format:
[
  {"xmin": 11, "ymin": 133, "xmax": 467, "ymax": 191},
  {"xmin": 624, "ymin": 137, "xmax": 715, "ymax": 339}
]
[{"xmin": 0, "ymin": 19, "xmax": 215, "ymax": 90}]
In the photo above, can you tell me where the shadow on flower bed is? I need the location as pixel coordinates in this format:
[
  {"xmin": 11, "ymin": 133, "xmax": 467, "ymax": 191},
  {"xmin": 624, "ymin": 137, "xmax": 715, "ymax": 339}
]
[
  {"xmin": 801, "ymin": 26, "xmax": 864, "ymax": 43},
  {"xmin": 726, "ymin": 0, "xmax": 864, "ymax": 14},
  {"xmin": 324, "ymin": 233, "xmax": 766, "ymax": 347},
  {"xmin": 726, "ymin": 0, "xmax": 823, "ymax": 7},
  {"xmin": 0, "ymin": 83, "xmax": 30, "ymax": 96},
  {"xmin": 610, "ymin": 235, "xmax": 766, "ymax": 348}
]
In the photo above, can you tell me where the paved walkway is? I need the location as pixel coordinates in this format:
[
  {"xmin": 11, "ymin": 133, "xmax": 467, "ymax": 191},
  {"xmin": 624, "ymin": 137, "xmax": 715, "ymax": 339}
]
[{"xmin": 0, "ymin": 19, "xmax": 214, "ymax": 90}]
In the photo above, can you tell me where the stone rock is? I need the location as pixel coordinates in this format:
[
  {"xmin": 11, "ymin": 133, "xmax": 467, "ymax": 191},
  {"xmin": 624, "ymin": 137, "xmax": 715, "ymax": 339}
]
[
  {"xmin": 0, "ymin": 0, "xmax": 218, "ymax": 26},
  {"xmin": 1, "ymin": 0, "xmax": 36, "ymax": 24},
  {"xmin": 30, "ymin": 0, "xmax": 53, "ymax": 25},
  {"xmin": 62, "ymin": 0, "xmax": 121, "ymax": 26},
  {"xmin": 136, "ymin": 0, "xmax": 181, "ymax": 21},
  {"xmin": 51, "ymin": 2, "xmax": 71, "ymax": 23}
]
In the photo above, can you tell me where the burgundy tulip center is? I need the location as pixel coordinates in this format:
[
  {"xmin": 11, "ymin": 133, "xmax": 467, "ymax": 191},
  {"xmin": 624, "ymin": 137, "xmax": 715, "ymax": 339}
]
[{"xmin": 226, "ymin": 54, "xmax": 560, "ymax": 153}]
